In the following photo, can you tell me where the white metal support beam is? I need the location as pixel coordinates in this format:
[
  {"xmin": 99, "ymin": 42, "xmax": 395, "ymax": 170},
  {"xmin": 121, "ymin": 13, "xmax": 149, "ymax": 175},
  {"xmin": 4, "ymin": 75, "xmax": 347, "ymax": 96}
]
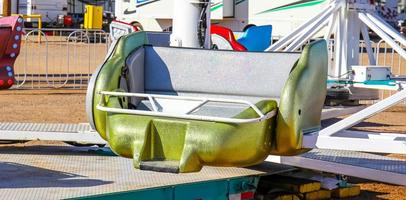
[
  {"xmin": 284, "ymin": 9, "xmax": 333, "ymax": 51},
  {"xmin": 324, "ymin": 11, "xmax": 338, "ymax": 40},
  {"xmin": 319, "ymin": 87, "xmax": 406, "ymax": 136},
  {"xmin": 0, "ymin": 130, "xmax": 106, "ymax": 144},
  {"xmin": 360, "ymin": 24, "xmax": 376, "ymax": 65},
  {"xmin": 267, "ymin": 149, "xmax": 406, "ymax": 185},
  {"xmin": 366, "ymin": 12, "xmax": 406, "ymax": 46},
  {"xmin": 358, "ymin": 12, "xmax": 406, "ymax": 59},
  {"xmin": 266, "ymin": 3, "xmax": 337, "ymax": 51},
  {"xmin": 303, "ymin": 130, "xmax": 406, "ymax": 154}
]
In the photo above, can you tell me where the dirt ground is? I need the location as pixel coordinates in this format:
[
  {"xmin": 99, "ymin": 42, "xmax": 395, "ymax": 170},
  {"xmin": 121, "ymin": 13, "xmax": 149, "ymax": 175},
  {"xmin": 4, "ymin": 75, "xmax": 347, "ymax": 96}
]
[
  {"xmin": 0, "ymin": 89, "xmax": 405, "ymax": 199},
  {"xmin": 0, "ymin": 89, "xmax": 87, "ymax": 123}
]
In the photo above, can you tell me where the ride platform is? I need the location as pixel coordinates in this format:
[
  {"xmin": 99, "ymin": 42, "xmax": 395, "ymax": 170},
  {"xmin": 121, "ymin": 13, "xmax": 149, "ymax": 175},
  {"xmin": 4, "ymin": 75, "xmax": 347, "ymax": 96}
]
[{"xmin": 0, "ymin": 144, "xmax": 294, "ymax": 199}]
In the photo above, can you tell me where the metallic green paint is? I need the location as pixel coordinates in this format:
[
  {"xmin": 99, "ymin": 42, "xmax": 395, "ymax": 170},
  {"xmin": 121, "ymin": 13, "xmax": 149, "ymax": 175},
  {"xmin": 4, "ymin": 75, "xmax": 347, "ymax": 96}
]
[
  {"xmin": 104, "ymin": 96, "xmax": 277, "ymax": 172},
  {"xmin": 257, "ymin": 0, "xmax": 327, "ymax": 15},
  {"xmin": 271, "ymin": 40, "xmax": 328, "ymax": 155},
  {"xmin": 91, "ymin": 32, "xmax": 148, "ymax": 140},
  {"xmin": 89, "ymin": 31, "xmax": 327, "ymax": 172}
]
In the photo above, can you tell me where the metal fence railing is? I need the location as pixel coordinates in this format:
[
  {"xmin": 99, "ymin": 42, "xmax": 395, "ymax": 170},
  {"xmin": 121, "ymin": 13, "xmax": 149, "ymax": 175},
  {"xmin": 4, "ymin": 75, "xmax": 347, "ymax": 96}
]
[
  {"xmin": 375, "ymin": 39, "xmax": 406, "ymax": 103},
  {"xmin": 13, "ymin": 32, "xmax": 405, "ymax": 96},
  {"xmin": 13, "ymin": 28, "xmax": 111, "ymax": 89}
]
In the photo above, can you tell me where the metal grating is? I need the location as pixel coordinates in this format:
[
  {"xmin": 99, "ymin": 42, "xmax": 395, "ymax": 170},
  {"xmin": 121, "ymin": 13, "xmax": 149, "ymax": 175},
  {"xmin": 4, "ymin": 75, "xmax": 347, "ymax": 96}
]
[
  {"xmin": 0, "ymin": 144, "xmax": 294, "ymax": 199},
  {"xmin": 0, "ymin": 122, "xmax": 92, "ymax": 133},
  {"xmin": 301, "ymin": 149, "xmax": 406, "ymax": 175}
]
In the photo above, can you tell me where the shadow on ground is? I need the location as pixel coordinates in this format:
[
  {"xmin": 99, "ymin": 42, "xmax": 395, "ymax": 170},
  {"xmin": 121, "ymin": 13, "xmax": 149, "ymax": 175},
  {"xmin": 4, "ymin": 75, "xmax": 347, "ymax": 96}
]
[{"xmin": 0, "ymin": 162, "xmax": 113, "ymax": 188}]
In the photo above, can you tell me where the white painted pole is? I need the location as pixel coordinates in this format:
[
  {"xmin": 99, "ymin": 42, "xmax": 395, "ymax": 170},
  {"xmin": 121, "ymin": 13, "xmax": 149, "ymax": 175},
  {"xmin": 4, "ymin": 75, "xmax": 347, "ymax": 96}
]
[
  {"xmin": 360, "ymin": 24, "xmax": 376, "ymax": 65},
  {"xmin": 170, "ymin": 0, "xmax": 207, "ymax": 48},
  {"xmin": 332, "ymin": 3, "xmax": 345, "ymax": 78},
  {"xmin": 285, "ymin": 10, "xmax": 332, "ymax": 51},
  {"xmin": 324, "ymin": 11, "xmax": 338, "ymax": 40},
  {"xmin": 266, "ymin": 2, "xmax": 337, "ymax": 51},
  {"xmin": 346, "ymin": 9, "xmax": 362, "ymax": 71}
]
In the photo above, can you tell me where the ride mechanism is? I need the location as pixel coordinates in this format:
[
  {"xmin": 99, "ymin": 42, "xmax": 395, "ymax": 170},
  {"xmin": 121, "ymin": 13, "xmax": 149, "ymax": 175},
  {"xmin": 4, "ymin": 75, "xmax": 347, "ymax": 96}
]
[{"xmin": 266, "ymin": 0, "xmax": 406, "ymax": 154}]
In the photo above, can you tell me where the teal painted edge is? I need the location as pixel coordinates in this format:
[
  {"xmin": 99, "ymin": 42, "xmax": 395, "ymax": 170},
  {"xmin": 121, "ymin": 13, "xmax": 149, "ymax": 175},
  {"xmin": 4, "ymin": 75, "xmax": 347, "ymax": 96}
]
[
  {"xmin": 327, "ymin": 79, "xmax": 397, "ymax": 86},
  {"xmin": 257, "ymin": 0, "xmax": 326, "ymax": 15},
  {"xmin": 210, "ymin": 2, "xmax": 223, "ymax": 11},
  {"xmin": 210, "ymin": 0, "xmax": 247, "ymax": 11},
  {"xmin": 67, "ymin": 176, "xmax": 260, "ymax": 200}
]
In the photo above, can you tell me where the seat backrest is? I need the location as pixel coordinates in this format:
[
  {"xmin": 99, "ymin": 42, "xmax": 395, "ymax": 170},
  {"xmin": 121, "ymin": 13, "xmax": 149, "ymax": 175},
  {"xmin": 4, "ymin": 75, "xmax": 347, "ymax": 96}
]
[
  {"xmin": 237, "ymin": 25, "xmax": 272, "ymax": 51},
  {"xmin": 0, "ymin": 16, "xmax": 23, "ymax": 89},
  {"xmin": 140, "ymin": 46, "xmax": 300, "ymax": 101},
  {"xmin": 211, "ymin": 25, "xmax": 247, "ymax": 51},
  {"xmin": 0, "ymin": 26, "xmax": 11, "ymax": 56}
]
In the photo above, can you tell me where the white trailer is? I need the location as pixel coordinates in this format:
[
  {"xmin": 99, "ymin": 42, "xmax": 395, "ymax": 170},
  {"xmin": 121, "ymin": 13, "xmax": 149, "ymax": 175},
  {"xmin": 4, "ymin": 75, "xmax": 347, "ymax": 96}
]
[
  {"xmin": 114, "ymin": 0, "xmax": 330, "ymax": 37},
  {"xmin": 8, "ymin": 0, "xmax": 68, "ymax": 23}
]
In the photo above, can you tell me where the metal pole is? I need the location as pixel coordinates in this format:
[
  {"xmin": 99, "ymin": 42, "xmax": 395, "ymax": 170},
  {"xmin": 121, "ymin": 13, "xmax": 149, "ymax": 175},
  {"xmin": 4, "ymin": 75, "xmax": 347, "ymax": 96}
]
[
  {"xmin": 170, "ymin": 0, "xmax": 210, "ymax": 48},
  {"xmin": 360, "ymin": 24, "xmax": 376, "ymax": 65},
  {"xmin": 266, "ymin": 2, "xmax": 336, "ymax": 51},
  {"xmin": 284, "ymin": 9, "xmax": 333, "ymax": 51},
  {"xmin": 2, "ymin": 0, "xmax": 11, "ymax": 16}
]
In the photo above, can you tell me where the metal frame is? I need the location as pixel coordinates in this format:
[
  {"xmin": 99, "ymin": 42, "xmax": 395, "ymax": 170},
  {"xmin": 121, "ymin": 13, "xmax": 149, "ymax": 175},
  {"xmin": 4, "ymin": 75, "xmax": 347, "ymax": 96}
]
[
  {"xmin": 266, "ymin": 0, "xmax": 406, "ymax": 79},
  {"xmin": 0, "ymin": 122, "xmax": 106, "ymax": 144},
  {"xmin": 303, "ymin": 83, "xmax": 406, "ymax": 154},
  {"xmin": 267, "ymin": 149, "xmax": 406, "ymax": 185},
  {"xmin": 265, "ymin": 0, "xmax": 406, "ymax": 154},
  {"xmin": 97, "ymin": 91, "xmax": 277, "ymax": 124},
  {"xmin": 0, "ymin": 129, "xmax": 106, "ymax": 144}
]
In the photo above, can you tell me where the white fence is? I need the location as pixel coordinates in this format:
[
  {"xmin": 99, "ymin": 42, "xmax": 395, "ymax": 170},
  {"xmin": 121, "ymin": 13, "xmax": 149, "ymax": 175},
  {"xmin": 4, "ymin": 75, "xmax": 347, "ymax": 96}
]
[{"xmin": 13, "ymin": 28, "xmax": 111, "ymax": 89}]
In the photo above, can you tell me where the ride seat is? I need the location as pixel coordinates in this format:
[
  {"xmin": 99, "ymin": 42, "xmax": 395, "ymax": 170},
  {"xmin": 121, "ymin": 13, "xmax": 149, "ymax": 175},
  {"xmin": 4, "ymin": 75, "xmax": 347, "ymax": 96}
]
[
  {"xmin": 211, "ymin": 25, "xmax": 247, "ymax": 51},
  {"xmin": 237, "ymin": 25, "xmax": 272, "ymax": 51},
  {"xmin": 87, "ymin": 32, "xmax": 328, "ymax": 173}
]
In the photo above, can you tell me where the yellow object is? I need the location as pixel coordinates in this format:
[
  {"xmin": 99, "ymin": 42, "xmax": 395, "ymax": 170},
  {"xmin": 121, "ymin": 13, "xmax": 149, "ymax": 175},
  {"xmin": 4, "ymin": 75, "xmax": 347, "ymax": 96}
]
[
  {"xmin": 84, "ymin": 5, "xmax": 103, "ymax": 29},
  {"xmin": 332, "ymin": 185, "xmax": 361, "ymax": 198},
  {"xmin": 304, "ymin": 190, "xmax": 332, "ymax": 200},
  {"xmin": 264, "ymin": 175, "xmax": 321, "ymax": 193},
  {"xmin": 12, "ymin": 14, "xmax": 42, "ymax": 42},
  {"xmin": 274, "ymin": 195, "xmax": 300, "ymax": 200},
  {"xmin": 3, "ymin": 0, "xmax": 11, "ymax": 16}
]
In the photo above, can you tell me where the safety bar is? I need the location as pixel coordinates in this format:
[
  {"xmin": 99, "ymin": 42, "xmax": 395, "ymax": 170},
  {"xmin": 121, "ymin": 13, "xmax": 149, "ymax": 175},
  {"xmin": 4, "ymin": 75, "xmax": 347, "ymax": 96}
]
[{"xmin": 96, "ymin": 91, "xmax": 277, "ymax": 124}]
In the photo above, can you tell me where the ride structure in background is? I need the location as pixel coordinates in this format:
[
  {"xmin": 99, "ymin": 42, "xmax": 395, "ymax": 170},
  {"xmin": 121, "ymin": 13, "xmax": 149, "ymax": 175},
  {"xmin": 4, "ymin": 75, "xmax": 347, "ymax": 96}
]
[
  {"xmin": 266, "ymin": 0, "xmax": 406, "ymax": 150},
  {"xmin": 113, "ymin": 0, "xmax": 405, "ymax": 37},
  {"xmin": 110, "ymin": 20, "xmax": 273, "ymax": 51},
  {"xmin": 113, "ymin": 0, "xmax": 330, "ymax": 35},
  {"xmin": 211, "ymin": 24, "xmax": 272, "ymax": 51},
  {"xmin": 0, "ymin": 16, "xmax": 23, "ymax": 89}
]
